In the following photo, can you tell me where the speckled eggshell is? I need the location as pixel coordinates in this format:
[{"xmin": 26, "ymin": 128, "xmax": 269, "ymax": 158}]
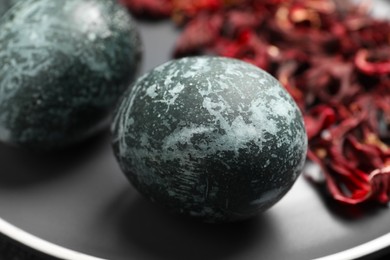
[
  {"xmin": 0, "ymin": 0, "xmax": 141, "ymax": 150},
  {"xmin": 0, "ymin": 0, "xmax": 12, "ymax": 17},
  {"xmin": 112, "ymin": 57, "xmax": 307, "ymax": 223}
]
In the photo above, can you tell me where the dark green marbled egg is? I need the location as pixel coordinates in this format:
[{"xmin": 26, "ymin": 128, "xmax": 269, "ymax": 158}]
[
  {"xmin": 0, "ymin": 0, "xmax": 141, "ymax": 150},
  {"xmin": 112, "ymin": 57, "xmax": 307, "ymax": 223}
]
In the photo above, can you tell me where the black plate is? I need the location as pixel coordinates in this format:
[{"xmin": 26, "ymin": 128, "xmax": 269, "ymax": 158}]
[{"xmin": 1, "ymin": 2, "xmax": 390, "ymax": 260}]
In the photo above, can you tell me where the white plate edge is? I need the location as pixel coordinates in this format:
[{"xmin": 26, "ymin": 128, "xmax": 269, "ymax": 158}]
[{"xmin": 0, "ymin": 217, "xmax": 106, "ymax": 260}]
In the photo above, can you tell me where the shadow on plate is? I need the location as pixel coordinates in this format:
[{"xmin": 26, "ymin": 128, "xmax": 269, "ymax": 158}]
[
  {"xmin": 0, "ymin": 130, "xmax": 111, "ymax": 188},
  {"xmin": 110, "ymin": 192, "xmax": 272, "ymax": 260}
]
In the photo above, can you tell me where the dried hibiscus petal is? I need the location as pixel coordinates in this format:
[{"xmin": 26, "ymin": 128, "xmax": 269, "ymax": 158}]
[
  {"xmin": 304, "ymin": 105, "xmax": 336, "ymax": 139},
  {"xmin": 370, "ymin": 167, "xmax": 390, "ymax": 204},
  {"xmin": 174, "ymin": 13, "xmax": 222, "ymax": 57},
  {"xmin": 119, "ymin": 0, "xmax": 173, "ymax": 18},
  {"xmin": 355, "ymin": 47, "xmax": 390, "ymax": 76}
]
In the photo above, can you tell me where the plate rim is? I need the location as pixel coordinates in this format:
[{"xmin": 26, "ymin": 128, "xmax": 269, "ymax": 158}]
[
  {"xmin": 0, "ymin": 217, "xmax": 105, "ymax": 260},
  {"xmin": 1, "ymin": 216, "xmax": 390, "ymax": 260}
]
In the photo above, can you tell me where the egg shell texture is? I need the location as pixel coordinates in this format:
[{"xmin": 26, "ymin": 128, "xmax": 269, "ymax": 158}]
[
  {"xmin": 0, "ymin": 1, "xmax": 9, "ymax": 17},
  {"xmin": 112, "ymin": 57, "xmax": 307, "ymax": 222},
  {"xmin": 0, "ymin": 0, "xmax": 19, "ymax": 16},
  {"xmin": 0, "ymin": 0, "xmax": 141, "ymax": 149}
]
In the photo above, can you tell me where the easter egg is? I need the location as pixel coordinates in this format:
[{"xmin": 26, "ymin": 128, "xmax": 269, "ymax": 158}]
[
  {"xmin": 112, "ymin": 57, "xmax": 307, "ymax": 223},
  {"xmin": 0, "ymin": 0, "xmax": 141, "ymax": 150}
]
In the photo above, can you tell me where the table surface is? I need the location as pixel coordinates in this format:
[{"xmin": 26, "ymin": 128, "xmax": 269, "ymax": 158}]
[{"xmin": 1, "ymin": 2, "xmax": 390, "ymax": 260}]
